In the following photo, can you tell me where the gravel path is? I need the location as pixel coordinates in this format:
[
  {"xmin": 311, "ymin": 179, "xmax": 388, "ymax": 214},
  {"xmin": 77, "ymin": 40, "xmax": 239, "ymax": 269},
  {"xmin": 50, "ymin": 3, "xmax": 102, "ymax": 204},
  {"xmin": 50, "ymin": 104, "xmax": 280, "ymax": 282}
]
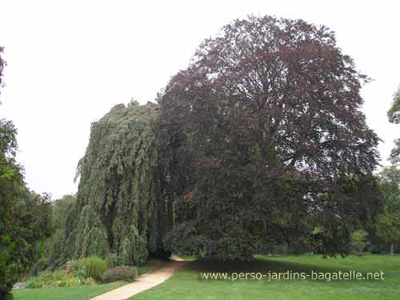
[{"xmin": 90, "ymin": 257, "xmax": 186, "ymax": 300}]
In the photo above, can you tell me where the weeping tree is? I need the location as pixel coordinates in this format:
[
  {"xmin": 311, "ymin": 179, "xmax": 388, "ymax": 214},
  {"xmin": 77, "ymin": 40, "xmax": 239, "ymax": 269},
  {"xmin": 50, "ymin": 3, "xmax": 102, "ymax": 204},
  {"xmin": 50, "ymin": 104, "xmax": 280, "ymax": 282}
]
[
  {"xmin": 56, "ymin": 101, "xmax": 172, "ymax": 268},
  {"xmin": 158, "ymin": 15, "xmax": 382, "ymax": 261}
]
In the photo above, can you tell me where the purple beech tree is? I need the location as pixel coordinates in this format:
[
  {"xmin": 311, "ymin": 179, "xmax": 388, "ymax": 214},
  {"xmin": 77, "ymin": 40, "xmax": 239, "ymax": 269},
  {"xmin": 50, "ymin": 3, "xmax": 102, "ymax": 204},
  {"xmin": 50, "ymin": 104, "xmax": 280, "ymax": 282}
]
[{"xmin": 158, "ymin": 15, "xmax": 382, "ymax": 261}]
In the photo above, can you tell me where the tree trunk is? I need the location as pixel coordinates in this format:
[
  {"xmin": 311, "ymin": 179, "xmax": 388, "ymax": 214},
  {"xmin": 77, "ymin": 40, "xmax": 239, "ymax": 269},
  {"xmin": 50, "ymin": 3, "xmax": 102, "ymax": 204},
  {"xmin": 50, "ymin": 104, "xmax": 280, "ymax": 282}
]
[{"xmin": 390, "ymin": 242, "xmax": 394, "ymax": 256}]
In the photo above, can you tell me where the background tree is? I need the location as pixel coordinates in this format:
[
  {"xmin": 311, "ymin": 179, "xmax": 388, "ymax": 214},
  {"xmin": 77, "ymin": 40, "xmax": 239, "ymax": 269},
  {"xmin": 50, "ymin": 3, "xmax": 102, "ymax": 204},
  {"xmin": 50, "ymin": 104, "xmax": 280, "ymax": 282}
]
[
  {"xmin": 29, "ymin": 194, "xmax": 77, "ymax": 272},
  {"xmin": 0, "ymin": 120, "xmax": 52, "ymax": 298},
  {"xmin": 158, "ymin": 15, "xmax": 382, "ymax": 261},
  {"xmin": 51, "ymin": 194, "xmax": 76, "ymax": 231},
  {"xmin": 376, "ymin": 166, "xmax": 400, "ymax": 255},
  {"xmin": 351, "ymin": 229, "xmax": 369, "ymax": 255},
  {"xmin": 388, "ymin": 86, "xmax": 400, "ymax": 163},
  {"xmin": 0, "ymin": 47, "xmax": 52, "ymax": 299},
  {"xmin": 0, "ymin": 46, "xmax": 5, "ymax": 98},
  {"xmin": 373, "ymin": 86, "xmax": 400, "ymax": 255}
]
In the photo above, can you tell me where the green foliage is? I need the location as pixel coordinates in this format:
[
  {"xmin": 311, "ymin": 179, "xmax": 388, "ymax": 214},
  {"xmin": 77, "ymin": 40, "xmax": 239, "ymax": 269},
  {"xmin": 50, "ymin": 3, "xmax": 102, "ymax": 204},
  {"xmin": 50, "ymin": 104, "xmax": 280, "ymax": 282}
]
[
  {"xmin": 376, "ymin": 167, "xmax": 400, "ymax": 253},
  {"xmin": 51, "ymin": 194, "xmax": 76, "ymax": 231},
  {"xmin": 351, "ymin": 230, "xmax": 369, "ymax": 254},
  {"xmin": 26, "ymin": 269, "xmax": 95, "ymax": 288},
  {"xmin": 105, "ymin": 252, "xmax": 124, "ymax": 268},
  {"xmin": 388, "ymin": 86, "xmax": 400, "ymax": 163},
  {"xmin": 56, "ymin": 102, "xmax": 172, "ymax": 266},
  {"xmin": 76, "ymin": 256, "xmax": 108, "ymax": 282},
  {"xmin": 64, "ymin": 260, "xmax": 79, "ymax": 273},
  {"xmin": 0, "ymin": 48, "xmax": 49, "ymax": 297},
  {"xmin": 73, "ymin": 206, "xmax": 109, "ymax": 259},
  {"xmin": 376, "ymin": 210, "xmax": 400, "ymax": 243},
  {"xmin": 29, "ymin": 254, "xmax": 51, "ymax": 277},
  {"xmin": 388, "ymin": 85, "xmax": 400, "ymax": 124},
  {"xmin": 46, "ymin": 229, "xmax": 64, "ymax": 268},
  {"xmin": 120, "ymin": 228, "xmax": 148, "ymax": 266},
  {"xmin": 0, "ymin": 117, "xmax": 52, "ymax": 297},
  {"xmin": 0, "ymin": 47, "xmax": 4, "ymax": 97},
  {"xmin": 101, "ymin": 266, "xmax": 138, "ymax": 283}
]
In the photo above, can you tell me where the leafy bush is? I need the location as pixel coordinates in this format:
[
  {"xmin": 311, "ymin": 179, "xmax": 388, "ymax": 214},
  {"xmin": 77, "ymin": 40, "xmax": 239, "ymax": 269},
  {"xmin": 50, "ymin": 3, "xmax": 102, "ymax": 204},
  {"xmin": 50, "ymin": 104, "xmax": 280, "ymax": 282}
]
[
  {"xmin": 106, "ymin": 252, "xmax": 125, "ymax": 268},
  {"xmin": 74, "ymin": 267, "xmax": 86, "ymax": 283},
  {"xmin": 351, "ymin": 230, "xmax": 369, "ymax": 255},
  {"xmin": 26, "ymin": 276, "xmax": 43, "ymax": 288},
  {"xmin": 29, "ymin": 257, "xmax": 49, "ymax": 277},
  {"xmin": 102, "ymin": 266, "xmax": 138, "ymax": 283},
  {"xmin": 26, "ymin": 270, "xmax": 83, "ymax": 288},
  {"xmin": 64, "ymin": 260, "xmax": 78, "ymax": 273},
  {"xmin": 76, "ymin": 256, "xmax": 108, "ymax": 281}
]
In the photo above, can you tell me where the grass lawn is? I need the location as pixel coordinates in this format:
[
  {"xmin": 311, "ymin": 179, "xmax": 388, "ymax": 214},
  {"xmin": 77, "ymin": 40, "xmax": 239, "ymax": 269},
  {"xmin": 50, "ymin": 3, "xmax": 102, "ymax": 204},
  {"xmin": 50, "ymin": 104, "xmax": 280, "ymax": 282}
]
[
  {"xmin": 12, "ymin": 258, "xmax": 167, "ymax": 300},
  {"xmin": 12, "ymin": 282, "xmax": 125, "ymax": 300},
  {"xmin": 131, "ymin": 255, "xmax": 400, "ymax": 300}
]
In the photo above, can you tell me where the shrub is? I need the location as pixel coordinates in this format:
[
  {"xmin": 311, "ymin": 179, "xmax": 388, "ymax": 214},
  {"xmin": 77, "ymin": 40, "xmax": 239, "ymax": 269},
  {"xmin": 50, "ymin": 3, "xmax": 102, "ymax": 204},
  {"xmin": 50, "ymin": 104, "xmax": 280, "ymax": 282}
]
[
  {"xmin": 74, "ymin": 267, "xmax": 86, "ymax": 283},
  {"xmin": 76, "ymin": 256, "xmax": 108, "ymax": 281},
  {"xmin": 81, "ymin": 277, "xmax": 96, "ymax": 285},
  {"xmin": 29, "ymin": 257, "xmax": 49, "ymax": 277},
  {"xmin": 26, "ymin": 270, "xmax": 82, "ymax": 288},
  {"xmin": 64, "ymin": 260, "xmax": 78, "ymax": 273},
  {"xmin": 26, "ymin": 277, "xmax": 43, "ymax": 289},
  {"xmin": 102, "ymin": 266, "xmax": 138, "ymax": 283},
  {"xmin": 105, "ymin": 252, "xmax": 124, "ymax": 268},
  {"xmin": 351, "ymin": 230, "xmax": 369, "ymax": 255}
]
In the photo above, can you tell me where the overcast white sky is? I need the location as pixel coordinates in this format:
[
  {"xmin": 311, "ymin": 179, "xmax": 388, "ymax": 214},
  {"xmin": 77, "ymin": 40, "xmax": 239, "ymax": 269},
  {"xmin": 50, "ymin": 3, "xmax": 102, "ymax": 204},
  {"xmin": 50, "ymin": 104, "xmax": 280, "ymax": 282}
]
[{"xmin": 0, "ymin": 0, "xmax": 399, "ymax": 199}]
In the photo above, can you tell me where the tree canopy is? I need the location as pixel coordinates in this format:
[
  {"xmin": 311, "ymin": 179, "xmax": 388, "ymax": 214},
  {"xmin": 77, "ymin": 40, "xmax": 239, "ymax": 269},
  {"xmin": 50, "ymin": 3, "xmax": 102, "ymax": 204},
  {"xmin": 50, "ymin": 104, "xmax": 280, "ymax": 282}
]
[
  {"xmin": 0, "ymin": 46, "xmax": 5, "ymax": 97},
  {"xmin": 388, "ymin": 86, "xmax": 400, "ymax": 164},
  {"xmin": 376, "ymin": 167, "xmax": 400, "ymax": 255},
  {"xmin": 54, "ymin": 101, "xmax": 172, "ymax": 269},
  {"xmin": 158, "ymin": 15, "xmax": 382, "ymax": 260},
  {"xmin": 0, "ymin": 46, "xmax": 52, "ymax": 299}
]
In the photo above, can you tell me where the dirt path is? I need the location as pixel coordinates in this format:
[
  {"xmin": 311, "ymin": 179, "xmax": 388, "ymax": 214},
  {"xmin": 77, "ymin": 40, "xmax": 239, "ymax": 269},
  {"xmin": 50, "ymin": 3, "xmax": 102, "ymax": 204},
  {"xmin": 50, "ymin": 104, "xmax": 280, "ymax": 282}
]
[{"xmin": 91, "ymin": 257, "xmax": 186, "ymax": 300}]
